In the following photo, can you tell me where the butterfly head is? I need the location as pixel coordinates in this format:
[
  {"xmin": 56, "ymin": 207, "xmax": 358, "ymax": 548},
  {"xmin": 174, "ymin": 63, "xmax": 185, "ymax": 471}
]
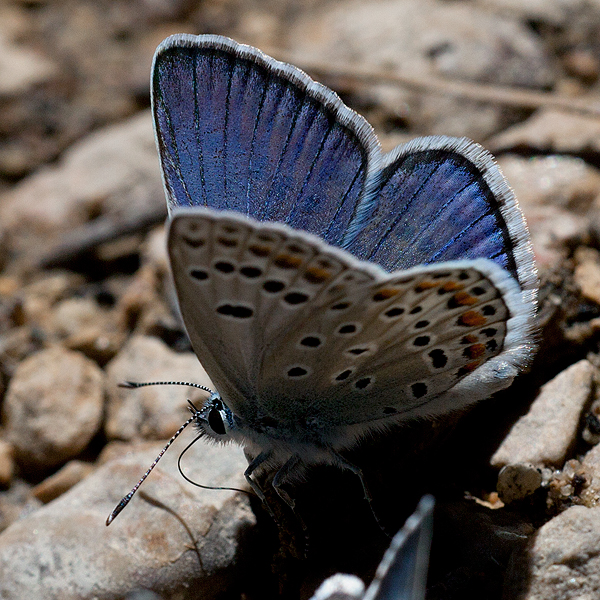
[{"xmin": 193, "ymin": 392, "xmax": 238, "ymax": 442}]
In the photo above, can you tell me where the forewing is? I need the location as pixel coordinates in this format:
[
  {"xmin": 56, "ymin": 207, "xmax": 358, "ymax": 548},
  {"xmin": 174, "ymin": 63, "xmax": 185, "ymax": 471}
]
[
  {"xmin": 153, "ymin": 34, "xmax": 379, "ymax": 246},
  {"xmin": 167, "ymin": 208, "xmax": 376, "ymax": 418}
]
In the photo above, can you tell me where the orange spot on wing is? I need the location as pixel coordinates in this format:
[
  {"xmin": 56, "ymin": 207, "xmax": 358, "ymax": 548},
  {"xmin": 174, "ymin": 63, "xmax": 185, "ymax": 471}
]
[
  {"xmin": 373, "ymin": 288, "xmax": 399, "ymax": 301},
  {"xmin": 415, "ymin": 281, "xmax": 438, "ymax": 292},
  {"xmin": 249, "ymin": 245, "xmax": 271, "ymax": 257},
  {"xmin": 304, "ymin": 266, "xmax": 331, "ymax": 283},
  {"xmin": 274, "ymin": 254, "xmax": 303, "ymax": 269},
  {"xmin": 452, "ymin": 291, "xmax": 478, "ymax": 306},
  {"xmin": 457, "ymin": 311, "xmax": 487, "ymax": 327},
  {"xmin": 441, "ymin": 281, "xmax": 463, "ymax": 292},
  {"xmin": 464, "ymin": 343, "xmax": 486, "ymax": 359},
  {"xmin": 457, "ymin": 361, "xmax": 482, "ymax": 377}
]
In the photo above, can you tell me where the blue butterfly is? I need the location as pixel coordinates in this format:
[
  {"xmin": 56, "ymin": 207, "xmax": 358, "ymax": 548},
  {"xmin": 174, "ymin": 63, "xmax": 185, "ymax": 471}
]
[{"xmin": 109, "ymin": 34, "xmax": 537, "ymax": 526}]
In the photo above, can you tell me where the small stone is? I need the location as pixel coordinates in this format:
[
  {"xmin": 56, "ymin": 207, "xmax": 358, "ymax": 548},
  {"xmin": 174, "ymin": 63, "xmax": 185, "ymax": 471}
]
[
  {"xmin": 64, "ymin": 325, "xmax": 126, "ymax": 366},
  {"xmin": 0, "ymin": 28, "xmax": 58, "ymax": 96},
  {"xmin": 0, "ymin": 441, "xmax": 15, "ymax": 487},
  {"xmin": 0, "ymin": 111, "xmax": 163, "ymax": 239},
  {"xmin": 115, "ymin": 264, "xmax": 168, "ymax": 334},
  {"xmin": 489, "ymin": 109, "xmax": 600, "ymax": 155},
  {"xmin": 563, "ymin": 49, "xmax": 600, "ymax": 84},
  {"xmin": 0, "ymin": 276, "xmax": 20, "ymax": 297},
  {"xmin": 580, "ymin": 444, "xmax": 600, "ymax": 506},
  {"xmin": 496, "ymin": 156, "xmax": 599, "ymax": 270},
  {"xmin": 515, "ymin": 204, "xmax": 590, "ymax": 270},
  {"xmin": 0, "ymin": 442, "xmax": 254, "ymax": 599},
  {"xmin": 582, "ymin": 397, "xmax": 600, "ymax": 445},
  {"xmin": 574, "ymin": 247, "xmax": 600, "ymax": 306},
  {"xmin": 51, "ymin": 297, "xmax": 107, "ymax": 338},
  {"xmin": 505, "ymin": 505, "xmax": 600, "ymax": 600},
  {"xmin": 50, "ymin": 296, "xmax": 126, "ymax": 364},
  {"xmin": 496, "ymin": 155, "xmax": 600, "ymax": 212},
  {"xmin": 491, "ymin": 360, "xmax": 595, "ymax": 468},
  {"xmin": 310, "ymin": 573, "xmax": 365, "ymax": 600},
  {"xmin": 31, "ymin": 460, "xmax": 95, "ymax": 504},
  {"xmin": 0, "ymin": 480, "xmax": 42, "ymax": 533},
  {"xmin": 0, "ymin": 327, "xmax": 44, "ymax": 378},
  {"xmin": 2, "ymin": 346, "xmax": 105, "ymax": 470},
  {"xmin": 21, "ymin": 272, "xmax": 85, "ymax": 328},
  {"xmin": 105, "ymin": 335, "xmax": 212, "ymax": 441},
  {"xmin": 497, "ymin": 463, "xmax": 543, "ymax": 504},
  {"xmin": 141, "ymin": 225, "xmax": 169, "ymax": 274}
]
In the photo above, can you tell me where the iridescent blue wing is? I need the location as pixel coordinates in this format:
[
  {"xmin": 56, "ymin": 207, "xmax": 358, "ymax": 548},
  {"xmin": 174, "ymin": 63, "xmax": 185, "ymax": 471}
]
[
  {"xmin": 363, "ymin": 495, "xmax": 434, "ymax": 600},
  {"xmin": 346, "ymin": 137, "xmax": 537, "ymax": 296},
  {"xmin": 152, "ymin": 34, "xmax": 380, "ymax": 246}
]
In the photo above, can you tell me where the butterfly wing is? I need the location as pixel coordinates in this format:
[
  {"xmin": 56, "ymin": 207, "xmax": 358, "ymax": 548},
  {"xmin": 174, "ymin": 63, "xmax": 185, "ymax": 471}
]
[
  {"xmin": 157, "ymin": 34, "xmax": 538, "ymax": 436},
  {"xmin": 363, "ymin": 495, "xmax": 434, "ymax": 600},
  {"xmin": 346, "ymin": 136, "xmax": 537, "ymax": 298},
  {"xmin": 153, "ymin": 37, "xmax": 536, "ymax": 302},
  {"xmin": 152, "ymin": 34, "xmax": 379, "ymax": 246},
  {"xmin": 169, "ymin": 209, "xmax": 533, "ymax": 430},
  {"xmin": 257, "ymin": 241, "xmax": 533, "ymax": 429},
  {"xmin": 168, "ymin": 208, "xmax": 368, "ymax": 419}
]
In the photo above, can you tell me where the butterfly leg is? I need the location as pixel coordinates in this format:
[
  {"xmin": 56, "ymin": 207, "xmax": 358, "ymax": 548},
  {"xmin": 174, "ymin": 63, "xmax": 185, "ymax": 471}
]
[
  {"xmin": 273, "ymin": 454, "xmax": 311, "ymax": 556},
  {"xmin": 271, "ymin": 454, "xmax": 301, "ymax": 509},
  {"xmin": 331, "ymin": 451, "xmax": 391, "ymax": 537},
  {"xmin": 244, "ymin": 451, "xmax": 276, "ymax": 519}
]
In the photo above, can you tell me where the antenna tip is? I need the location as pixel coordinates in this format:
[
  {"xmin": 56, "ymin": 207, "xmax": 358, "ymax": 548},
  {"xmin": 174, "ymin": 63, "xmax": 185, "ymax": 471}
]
[{"xmin": 118, "ymin": 381, "xmax": 138, "ymax": 388}]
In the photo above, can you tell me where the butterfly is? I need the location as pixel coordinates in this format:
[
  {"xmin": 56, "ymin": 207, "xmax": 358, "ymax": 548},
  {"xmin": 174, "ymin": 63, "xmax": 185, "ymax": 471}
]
[{"xmin": 108, "ymin": 33, "xmax": 537, "ymax": 524}]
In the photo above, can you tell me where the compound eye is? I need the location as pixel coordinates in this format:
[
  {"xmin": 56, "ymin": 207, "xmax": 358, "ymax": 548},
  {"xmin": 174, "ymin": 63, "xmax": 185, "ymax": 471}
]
[{"xmin": 208, "ymin": 407, "xmax": 227, "ymax": 435}]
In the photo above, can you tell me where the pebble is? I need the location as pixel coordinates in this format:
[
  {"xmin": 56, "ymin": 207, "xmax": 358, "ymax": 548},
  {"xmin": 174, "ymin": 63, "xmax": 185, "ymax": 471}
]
[
  {"xmin": 497, "ymin": 155, "xmax": 600, "ymax": 213},
  {"xmin": 0, "ymin": 440, "xmax": 15, "ymax": 487},
  {"xmin": 505, "ymin": 505, "xmax": 600, "ymax": 600},
  {"xmin": 2, "ymin": 346, "xmax": 105, "ymax": 469},
  {"xmin": 0, "ymin": 112, "xmax": 163, "ymax": 242},
  {"xmin": 497, "ymin": 463, "xmax": 543, "ymax": 504},
  {"xmin": 309, "ymin": 574, "xmax": 365, "ymax": 600},
  {"xmin": 31, "ymin": 460, "xmax": 95, "ymax": 504},
  {"xmin": 521, "ymin": 204, "xmax": 590, "ymax": 270},
  {"xmin": 105, "ymin": 335, "xmax": 213, "ymax": 441},
  {"xmin": 50, "ymin": 296, "xmax": 126, "ymax": 364},
  {"xmin": 574, "ymin": 247, "xmax": 600, "ymax": 306},
  {"xmin": 489, "ymin": 109, "xmax": 600, "ymax": 155},
  {"xmin": 491, "ymin": 359, "xmax": 595, "ymax": 468},
  {"xmin": 580, "ymin": 443, "xmax": 600, "ymax": 504},
  {"xmin": 0, "ymin": 441, "xmax": 254, "ymax": 600}
]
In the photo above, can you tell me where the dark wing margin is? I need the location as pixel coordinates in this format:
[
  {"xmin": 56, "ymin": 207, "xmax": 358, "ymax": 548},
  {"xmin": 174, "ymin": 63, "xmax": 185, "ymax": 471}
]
[
  {"xmin": 152, "ymin": 33, "xmax": 381, "ymax": 247},
  {"xmin": 346, "ymin": 136, "xmax": 537, "ymax": 297}
]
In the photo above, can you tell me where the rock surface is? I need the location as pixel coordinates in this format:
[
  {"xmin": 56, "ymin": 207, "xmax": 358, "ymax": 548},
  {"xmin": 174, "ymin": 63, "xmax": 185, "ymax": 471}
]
[
  {"xmin": 505, "ymin": 505, "xmax": 600, "ymax": 600},
  {"xmin": 0, "ymin": 111, "xmax": 163, "ymax": 246},
  {"xmin": 2, "ymin": 346, "xmax": 105, "ymax": 470},
  {"xmin": 0, "ymin": 442, "xmax": 254, "ymax": 600},
  {"xmin": 105, "ymin": 336, "xmax": 213, "ymax": 441},
  {"xmin": 287, "ymin": 0, "xmax": 555, "ymax": 140},
  {"xmin": 491, "ymin": 360, "xmax": 595, "ymax": 468}
]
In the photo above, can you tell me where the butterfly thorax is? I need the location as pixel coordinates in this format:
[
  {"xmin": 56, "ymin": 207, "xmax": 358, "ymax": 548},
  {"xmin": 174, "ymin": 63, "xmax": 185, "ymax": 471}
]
[{"xmin": 197, "ymin": 389, "xmax": 371, "ymax": 464}]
